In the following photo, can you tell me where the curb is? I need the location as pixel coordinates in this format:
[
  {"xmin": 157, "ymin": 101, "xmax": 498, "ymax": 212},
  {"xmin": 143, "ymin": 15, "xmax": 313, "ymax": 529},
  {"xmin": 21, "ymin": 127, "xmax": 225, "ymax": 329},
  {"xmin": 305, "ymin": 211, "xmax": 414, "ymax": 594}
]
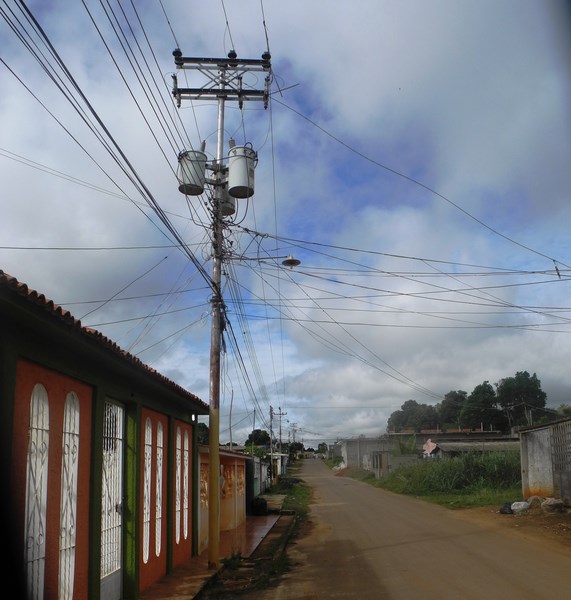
[{"xmin": 194, "ymin": 513, "xmax": 297, "ymax": 598}]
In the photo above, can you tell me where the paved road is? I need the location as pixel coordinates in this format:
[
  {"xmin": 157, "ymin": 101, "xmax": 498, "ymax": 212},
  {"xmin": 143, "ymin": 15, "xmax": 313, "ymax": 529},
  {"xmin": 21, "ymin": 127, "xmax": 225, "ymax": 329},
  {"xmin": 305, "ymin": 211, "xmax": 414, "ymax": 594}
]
[{"xmin": 255, "ymin": 458, "xmax": 571, "ymax": 600}]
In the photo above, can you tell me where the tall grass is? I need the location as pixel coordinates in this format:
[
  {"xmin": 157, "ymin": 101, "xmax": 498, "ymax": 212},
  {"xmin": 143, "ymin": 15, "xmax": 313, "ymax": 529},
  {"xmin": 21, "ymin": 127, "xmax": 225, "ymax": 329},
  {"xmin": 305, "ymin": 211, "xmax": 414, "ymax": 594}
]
[{"xmin": 376, "ymin": 451, "xmax": 521, "ymax": 497}]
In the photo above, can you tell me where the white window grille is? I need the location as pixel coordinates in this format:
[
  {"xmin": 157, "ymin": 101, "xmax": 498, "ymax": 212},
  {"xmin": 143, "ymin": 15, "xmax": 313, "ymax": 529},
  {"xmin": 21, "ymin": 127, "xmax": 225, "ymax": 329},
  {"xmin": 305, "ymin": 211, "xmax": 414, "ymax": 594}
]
[
  {"xmin": 175, "ymin": 427, "xmax": 182, "ymax": 543},
  {"xmin": 24, "ymin": 383, "xmax": 50, "ymax": 600},
  {"xmin": 155, "ymin": 421, "xmax": 163, "ymax": 557},
  {"xmin": 142, "ymin": 418, "xmax": 152, "ymax": 563},
  {"xmin": 58, "ymin": 392, "xmax": 80, "ymax": 600}
]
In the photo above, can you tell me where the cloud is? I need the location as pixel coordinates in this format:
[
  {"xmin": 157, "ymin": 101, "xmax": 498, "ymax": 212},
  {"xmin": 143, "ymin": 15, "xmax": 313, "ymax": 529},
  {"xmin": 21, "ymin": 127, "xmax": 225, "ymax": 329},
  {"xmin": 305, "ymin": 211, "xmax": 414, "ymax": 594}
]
[{"xmin": 1, "ymin": 1, "xmax": 570, "ymax": 445}]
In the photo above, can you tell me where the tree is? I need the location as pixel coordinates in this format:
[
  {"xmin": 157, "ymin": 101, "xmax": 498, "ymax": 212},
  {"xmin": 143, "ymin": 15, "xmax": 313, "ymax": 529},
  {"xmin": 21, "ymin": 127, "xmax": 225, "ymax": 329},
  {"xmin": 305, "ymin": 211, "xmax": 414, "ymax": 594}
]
[
  {"xmin": 317, "ymin": 442, "xmax": 328, "ymax": 455},
  {"xmin": 437, "ymin": 390, "xmax": 467, "ymax": 427},
  {"xmin": 460, "ymin": 381, "xmax": 507, "ymax": 431},
  {"xmin": 387, "ymin": 399, "xmax": 438, "ymax": 432},
  {"xmin": 244, "ymin": 429, "xmax": 271, "ymax": 447},
  {"xmin": 289, "ymin": 441, "xmax": 304, "ymax": 454},
  {"xmin": 495, "ymin": 371, "xmax": 547, "ymax": 428},
  {"xmin": 197, "ymin": 422, "xmax": 209, "ymax": 444}
]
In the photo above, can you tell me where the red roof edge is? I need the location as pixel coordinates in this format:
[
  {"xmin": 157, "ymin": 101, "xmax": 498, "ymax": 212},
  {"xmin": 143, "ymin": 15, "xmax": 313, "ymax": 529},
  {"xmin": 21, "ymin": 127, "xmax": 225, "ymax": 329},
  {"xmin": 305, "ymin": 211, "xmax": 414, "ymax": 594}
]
[{"xmin": 0, "ymin": 269, "xmax": 208, "ymax": 412}]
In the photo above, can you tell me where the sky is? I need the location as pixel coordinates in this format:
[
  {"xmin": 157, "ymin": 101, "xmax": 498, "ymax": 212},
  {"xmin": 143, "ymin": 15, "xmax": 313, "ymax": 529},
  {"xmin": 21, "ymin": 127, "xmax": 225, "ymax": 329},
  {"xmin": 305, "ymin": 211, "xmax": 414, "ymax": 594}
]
[{"xmin": 2, "ymin": 1, "xmax": 571, "ymax": 447}]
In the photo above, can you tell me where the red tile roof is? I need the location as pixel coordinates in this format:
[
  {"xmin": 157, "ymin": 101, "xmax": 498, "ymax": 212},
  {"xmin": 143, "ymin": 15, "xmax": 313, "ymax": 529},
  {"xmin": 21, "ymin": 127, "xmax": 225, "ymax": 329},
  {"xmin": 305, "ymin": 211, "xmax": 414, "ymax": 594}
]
[{"xmin": 0, "ymin": 269, "xmax": 208, "ymax": 412}]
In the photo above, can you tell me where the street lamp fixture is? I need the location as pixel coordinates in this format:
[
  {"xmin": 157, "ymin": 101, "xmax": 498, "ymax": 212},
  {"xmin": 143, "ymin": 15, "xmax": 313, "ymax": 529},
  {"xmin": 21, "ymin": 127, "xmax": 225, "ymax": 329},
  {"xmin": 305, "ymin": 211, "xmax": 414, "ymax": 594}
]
[
  {"xmin": 224, "ymin": 253, "xmax": 301, "ymax": 268},
  {"xmin": 282, "ymin": 255, "xmax": 301, "ymax": 268}
]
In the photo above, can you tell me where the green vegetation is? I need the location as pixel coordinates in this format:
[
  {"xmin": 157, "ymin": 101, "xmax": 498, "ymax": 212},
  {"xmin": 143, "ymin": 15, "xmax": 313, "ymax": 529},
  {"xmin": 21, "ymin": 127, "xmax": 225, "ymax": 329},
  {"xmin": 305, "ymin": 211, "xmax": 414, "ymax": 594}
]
[
  {"xmin": 346, "ymin": 451, "xmax": 522, "ymax": 509},
  {"xmin": 325, "ymin": 456, "xmax": 344, "ymax": 469},
  {"xmin": 269, "ymin": 465, "xmax": 311, "ymax": 522},
  {"xmin": 388, "ymin": 371, "xmax": 554, "ymax": 433},
  {"xmin": 247, "ymin": 466, "xmax": 311, "ymax": 589}
]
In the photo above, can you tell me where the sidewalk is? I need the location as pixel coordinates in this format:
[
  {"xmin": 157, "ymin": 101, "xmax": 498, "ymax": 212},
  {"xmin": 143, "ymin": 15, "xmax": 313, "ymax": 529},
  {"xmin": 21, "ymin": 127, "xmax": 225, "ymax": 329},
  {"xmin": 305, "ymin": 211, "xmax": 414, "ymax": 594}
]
[{"xmin": 139, "ymin": 514, "xmax": 280, "ymax": 600}]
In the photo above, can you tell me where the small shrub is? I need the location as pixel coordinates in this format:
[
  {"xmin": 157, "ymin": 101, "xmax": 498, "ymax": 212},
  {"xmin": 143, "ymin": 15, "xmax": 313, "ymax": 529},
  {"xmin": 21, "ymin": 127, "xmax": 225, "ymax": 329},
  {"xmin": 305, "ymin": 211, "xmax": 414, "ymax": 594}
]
[{"xmin": 378, "ymin": 451, "xmax": 521, "ymax": 497}]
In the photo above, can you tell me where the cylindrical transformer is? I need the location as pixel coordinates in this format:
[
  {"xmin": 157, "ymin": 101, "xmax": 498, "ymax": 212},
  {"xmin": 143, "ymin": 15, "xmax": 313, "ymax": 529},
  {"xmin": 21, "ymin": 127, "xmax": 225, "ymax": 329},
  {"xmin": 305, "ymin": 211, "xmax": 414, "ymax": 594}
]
[
  {"xmin": 220, "ymin": 192, "xmax": 236, "ymax": 216},
  {"xmin": 227, "ymin": 145, "xmax": 257, "ymax": 198},
  {"xmin": 177, "ymin": 150, "xmax": 207, "ymax": 195}
]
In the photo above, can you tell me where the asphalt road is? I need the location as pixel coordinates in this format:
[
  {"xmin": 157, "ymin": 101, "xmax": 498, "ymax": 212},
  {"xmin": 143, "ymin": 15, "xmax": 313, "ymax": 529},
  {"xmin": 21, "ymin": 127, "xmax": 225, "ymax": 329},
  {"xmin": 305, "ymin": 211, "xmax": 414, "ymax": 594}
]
[{"xmin": 255, "ymin": 458, "xmax": 571, "ymax": 600}]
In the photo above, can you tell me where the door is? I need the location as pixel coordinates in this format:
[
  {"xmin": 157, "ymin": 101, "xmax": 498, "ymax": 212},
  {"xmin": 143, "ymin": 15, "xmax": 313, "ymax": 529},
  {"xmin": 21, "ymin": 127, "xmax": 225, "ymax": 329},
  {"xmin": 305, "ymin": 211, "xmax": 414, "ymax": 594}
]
[{"xmin": 100, "ymin": 401, "xmax": 124, "ymax": 600}]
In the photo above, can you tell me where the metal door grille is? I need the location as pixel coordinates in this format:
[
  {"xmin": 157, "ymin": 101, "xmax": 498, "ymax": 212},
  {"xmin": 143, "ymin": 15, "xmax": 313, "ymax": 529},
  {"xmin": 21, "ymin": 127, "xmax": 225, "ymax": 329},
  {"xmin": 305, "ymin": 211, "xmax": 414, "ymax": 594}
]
[
  {"xmin": 551, "ymin": 420, "xmax": 571, "ymax": 504},
  {"xmin": 183, "ymin": 430, "xmax": 190, "ymax": 540},
  {"xmin": 100, "ymin": 402, "xmax": 124, "ymax": 579},
  {"xmin": 24, "ymin": 384, "xmax": 50, "ymax": 600},
  {"xmin": 58, "ymin": 392, "xmax": 80, "ymax": 600}
]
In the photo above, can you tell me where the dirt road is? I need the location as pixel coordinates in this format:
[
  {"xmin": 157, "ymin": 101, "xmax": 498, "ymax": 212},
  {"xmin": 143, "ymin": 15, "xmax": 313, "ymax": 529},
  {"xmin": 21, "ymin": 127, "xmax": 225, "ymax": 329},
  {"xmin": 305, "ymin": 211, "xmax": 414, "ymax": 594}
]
[{"xmin": 255, "ymin": 458, "xmax": 571, "ymax": 600}]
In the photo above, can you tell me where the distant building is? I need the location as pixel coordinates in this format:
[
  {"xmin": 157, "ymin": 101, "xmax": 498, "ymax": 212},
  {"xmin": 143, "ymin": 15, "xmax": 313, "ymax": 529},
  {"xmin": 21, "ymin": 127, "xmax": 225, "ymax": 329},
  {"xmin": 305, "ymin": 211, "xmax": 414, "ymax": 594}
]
[
  {"xmin": 422, "ymin": 438, "xmax": 519, "ymax": 459},
  {"xmin": 333, "ymin": 430, "xmax": 520, "ymax": 479},
  {"xmin": 332, "ymin": 436, "xmax": 420, "ymax": 478}
]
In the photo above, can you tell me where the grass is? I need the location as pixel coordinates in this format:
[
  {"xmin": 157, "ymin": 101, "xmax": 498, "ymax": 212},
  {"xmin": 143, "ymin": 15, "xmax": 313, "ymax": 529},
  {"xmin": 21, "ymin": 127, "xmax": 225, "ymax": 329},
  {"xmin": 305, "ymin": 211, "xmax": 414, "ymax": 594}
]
[
  {"xmin": 344, "ymin": 451, "xmax": 523, "ymax": 509},
  {"xmin": 249, "ymin": 464, "xmax": 311, "ymax": 590},
  {"xmin": 268, "ymin": 464, "xmax": 311, "ymax": 522}
]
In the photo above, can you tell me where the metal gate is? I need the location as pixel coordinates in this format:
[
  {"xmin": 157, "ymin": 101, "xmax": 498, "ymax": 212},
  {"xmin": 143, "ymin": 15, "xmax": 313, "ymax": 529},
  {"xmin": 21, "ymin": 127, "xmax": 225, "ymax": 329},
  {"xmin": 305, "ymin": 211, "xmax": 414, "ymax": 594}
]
[
  {"xmin": 552, "ymin": 420, "xmax": 571, "ymax": 505},
  {"xmin": 100, "ymin": 401, "xmax": 124, "ymax": 600}
]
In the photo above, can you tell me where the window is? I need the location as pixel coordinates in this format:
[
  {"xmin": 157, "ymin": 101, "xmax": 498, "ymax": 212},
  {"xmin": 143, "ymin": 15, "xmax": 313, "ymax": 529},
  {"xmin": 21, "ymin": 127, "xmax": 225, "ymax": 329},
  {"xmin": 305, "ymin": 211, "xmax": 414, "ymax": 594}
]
[
  {"xmin": 142, "ymin": 418, "xmax": 152, "ymax": 563},
  {"xmin": 175, "ymin": 427, "xmax": 182, "ymax": 543},
  {"xmin": 58, "ymin": 392, "xmax": 80, "ymax": 600},
  {"xmin": 24, "ymin": 383, "xmax": 50, "ymax": 600},
  {"xmin": 155, "ymin": 422, "xmax": 163, "ymax": 557}
]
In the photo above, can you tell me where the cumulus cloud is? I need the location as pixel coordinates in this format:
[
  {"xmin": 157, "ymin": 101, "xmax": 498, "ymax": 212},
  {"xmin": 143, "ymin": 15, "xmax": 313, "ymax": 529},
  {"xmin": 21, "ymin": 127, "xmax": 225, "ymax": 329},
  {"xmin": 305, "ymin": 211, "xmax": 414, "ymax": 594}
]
[{"xmin": 1, "ymin": 1, "xmax": 570, "ymax": 446}]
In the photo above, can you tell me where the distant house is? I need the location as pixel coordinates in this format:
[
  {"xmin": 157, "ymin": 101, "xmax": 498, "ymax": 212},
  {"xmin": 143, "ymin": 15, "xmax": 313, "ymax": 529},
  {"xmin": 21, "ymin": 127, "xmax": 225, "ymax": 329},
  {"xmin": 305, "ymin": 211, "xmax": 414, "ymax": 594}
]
[
  {"xmin": 333, "ymin": 437, "xmax": 386, "ymax": 470},
  {"xmin": 333, "ymin": 436, "xmax": 420, "ymax": 478},
  {"xmin": 1, "ymin": 270, "xmax": 210, "ymax": 599},
  {"xmin": 519, "ymin": 418, "xmax": 571, "ymax": 504},
  {"xmin": 334, "ymin": 432, "xmax": 520, "ymax": 479},
  {"xmin": 422, "ymin": 438, "xmax": 520, "ymax": 458}
]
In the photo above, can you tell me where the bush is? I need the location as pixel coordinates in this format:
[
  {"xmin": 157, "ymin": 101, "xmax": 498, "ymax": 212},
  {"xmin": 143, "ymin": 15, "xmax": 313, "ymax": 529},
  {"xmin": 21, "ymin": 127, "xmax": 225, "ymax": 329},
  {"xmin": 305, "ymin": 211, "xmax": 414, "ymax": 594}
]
[{"xmin": 379, "ymin": 451, "xmax": 521, "ymax": 496}]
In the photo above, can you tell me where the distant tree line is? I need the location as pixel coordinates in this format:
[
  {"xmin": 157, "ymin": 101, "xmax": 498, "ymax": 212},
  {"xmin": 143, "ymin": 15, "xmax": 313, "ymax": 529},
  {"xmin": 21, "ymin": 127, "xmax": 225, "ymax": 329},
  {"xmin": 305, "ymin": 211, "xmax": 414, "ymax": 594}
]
[
  {"xmin": 386, "ymin": 371, "xmax": 565, "ymax": 433},
  {"xmin": 198, "ymin": 425, "xmax": 324, "ymax": 458}
]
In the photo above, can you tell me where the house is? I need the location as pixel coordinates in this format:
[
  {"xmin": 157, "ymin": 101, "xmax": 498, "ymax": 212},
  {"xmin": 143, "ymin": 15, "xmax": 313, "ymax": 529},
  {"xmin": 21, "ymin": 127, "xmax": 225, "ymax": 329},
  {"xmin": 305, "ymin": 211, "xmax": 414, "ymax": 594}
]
[
  {"xmin": 519, "ymin": 417, "xmax": 571, "ymax": 505},
  {"xmin": 332, "ymin": 436, "xmax": 408, "ymax": 475},
  {"xmin": 334, "ymin": 432, "xmax": 520, "ymax": 479},
  {"xmin": 197, "ymin": 446, "xmax": 251, "ymax": 554},
  {"xmin": 1, "ymin": 270, "xmax": 212, "ymax": 599},
  {"xmin": 422, "ymin": 438, "xmax": 520, "ymax": 458}
]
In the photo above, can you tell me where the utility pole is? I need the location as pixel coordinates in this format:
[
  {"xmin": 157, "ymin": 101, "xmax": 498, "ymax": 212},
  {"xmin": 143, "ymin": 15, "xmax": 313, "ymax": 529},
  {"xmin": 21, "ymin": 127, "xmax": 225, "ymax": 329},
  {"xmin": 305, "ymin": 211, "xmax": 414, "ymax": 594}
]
[
  {"xmin": 172, "ymin": 48, "xmax": 271, "ymax": 569},
  {"xmin": 269, "ymin": 406, "xmax": 274, "ymax": 483},
  {"xmin": 276, "ymin": 406, "xmax": 287, "ymax": 455}
]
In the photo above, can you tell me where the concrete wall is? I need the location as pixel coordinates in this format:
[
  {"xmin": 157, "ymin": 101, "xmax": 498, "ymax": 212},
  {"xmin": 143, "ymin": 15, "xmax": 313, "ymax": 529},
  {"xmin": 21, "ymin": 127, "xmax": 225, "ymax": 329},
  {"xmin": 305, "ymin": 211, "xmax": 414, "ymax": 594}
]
[
  {"xmin": 520, "ymin": 419, "xmax": 571, "ymax": 504},
  {"xmin": 337, "ymin": 438, "xmax": 387, "ymax": 469},
  {"xmin": 520, "ymin": 427, "xmax": 553, "ymax": 498}
]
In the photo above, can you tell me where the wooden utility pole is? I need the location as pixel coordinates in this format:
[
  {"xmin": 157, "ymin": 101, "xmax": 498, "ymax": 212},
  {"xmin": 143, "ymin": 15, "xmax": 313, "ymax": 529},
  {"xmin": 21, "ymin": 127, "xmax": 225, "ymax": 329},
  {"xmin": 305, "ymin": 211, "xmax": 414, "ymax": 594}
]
[{"xmin": 173, "ymin": 48, "xmax": 271, "ymax": 569}]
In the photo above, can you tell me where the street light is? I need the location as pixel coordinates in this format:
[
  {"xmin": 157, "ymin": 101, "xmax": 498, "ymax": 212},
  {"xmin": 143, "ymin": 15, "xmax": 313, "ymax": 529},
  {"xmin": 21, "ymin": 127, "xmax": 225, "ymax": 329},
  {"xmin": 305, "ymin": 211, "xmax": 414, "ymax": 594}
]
[
  {"xmin": 282, "ymin": 255, "xmax": 301, "ymax": 268},
  {"xmin": 224, "ymin": 253, "xmax": 301, "ymax": 267}
]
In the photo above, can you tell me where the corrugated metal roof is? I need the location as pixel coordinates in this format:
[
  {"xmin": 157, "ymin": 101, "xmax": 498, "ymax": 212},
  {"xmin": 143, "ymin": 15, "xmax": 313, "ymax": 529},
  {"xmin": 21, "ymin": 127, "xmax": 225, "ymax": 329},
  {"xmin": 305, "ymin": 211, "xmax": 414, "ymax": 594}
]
[{"xmin": 0, "ymin": 269, "xmax": 208, "ymax": 412}]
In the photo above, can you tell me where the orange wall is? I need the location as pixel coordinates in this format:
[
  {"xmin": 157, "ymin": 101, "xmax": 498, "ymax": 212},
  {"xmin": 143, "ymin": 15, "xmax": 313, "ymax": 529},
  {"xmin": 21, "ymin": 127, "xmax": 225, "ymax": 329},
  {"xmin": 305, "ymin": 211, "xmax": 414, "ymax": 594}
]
[
  {"xmin": 12, "ymin": 358, "xmax": 93, "ymax": 600},
  {"xmin": 198, "ymin": 452, "xmax": 247, "ymax": 553}
]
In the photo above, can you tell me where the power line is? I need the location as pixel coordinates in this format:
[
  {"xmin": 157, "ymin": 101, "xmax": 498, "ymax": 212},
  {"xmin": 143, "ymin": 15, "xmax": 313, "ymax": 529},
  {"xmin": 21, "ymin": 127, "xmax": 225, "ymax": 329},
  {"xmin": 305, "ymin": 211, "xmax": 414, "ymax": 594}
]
[{"xmin": 272, "ymin": 97, "xmax": 571, "ymax": 271}]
